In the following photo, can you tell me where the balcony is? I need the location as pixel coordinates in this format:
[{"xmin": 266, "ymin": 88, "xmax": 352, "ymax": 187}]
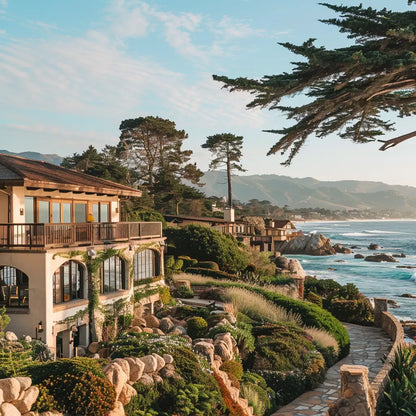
[{"xmin": 0, "ymin": 222, "xmax": 163, "ymax": 249}]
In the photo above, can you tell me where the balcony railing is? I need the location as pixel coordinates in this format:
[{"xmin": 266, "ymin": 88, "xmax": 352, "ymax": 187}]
[{"xmin": 0, "ymin": 222, "xmax": 162, "ymax": 249}]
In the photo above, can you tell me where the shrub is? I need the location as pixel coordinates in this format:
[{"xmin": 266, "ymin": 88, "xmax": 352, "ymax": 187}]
[
  {"xmin": 327, "ymin": 298, "xmax": 374, "ymax": 325},
  {"xmin": 126, "ymin": 209, "xmax": 167, "ymax": 228},
  {"xmin": 306, "ymin": 291, "xmax": 323, "ymax": 308},
  {"xmin": 159, "ymin": 286, "xmax": 171, "ymax": 305},
  {"xmin": 172, "ymin": 285, "xmax": 194, "ymax": 298},
  {"xmin": 186, "ymin": 317, "xmax": 208, "ymax": 339},
  {"xmin": 304, "ymin": 326, "xmax": 340, "ymax": 366},
  {"xmin": 240, "ymin": 382, "xmax": 273, "ymax": 416},
  {"xmin": 34, "ymin": 371, "xmax": 115, "ymax": 416},
  {"xmin": 185, "ymin": 267, "xmax": 238, "ymax": 280},
  {"xmin": 304, "ymin": 277, "xmax": 342, "ymax": 298},
  {"xmin": 196, "ymin": 261, "xmax": 219, "ymax": 271},
  {"xmin": 118, "ymin": 314, "xmax": 134, "ymax": 331},
  {"xmin": 178, "ymin": 256, "xmax": 198, "ymax": 270},
  {"xmin": 220, "ymin": 360, "xmax": 243, "ymax": 381},
  {"xmin": 164, "ymin": 225, "xmax": 248, "ymax": 273}
]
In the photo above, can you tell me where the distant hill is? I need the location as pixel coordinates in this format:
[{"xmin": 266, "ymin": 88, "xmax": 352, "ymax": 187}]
[
  {"xmin": 0, "ymin": 150, "xmax": 63, "ymax": 166},
  {"xmin": 199, "ymin": 171, "xmax": 416, "ymax": 212}
]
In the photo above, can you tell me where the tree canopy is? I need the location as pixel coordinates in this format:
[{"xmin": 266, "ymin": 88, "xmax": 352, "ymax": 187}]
[
  {"xmin": 202, "ymin": 133, "xmax": 245, "ymax": 208},
  {"xmin": 213, "ymin": 2, "xmax": 416, "ymax": 165}
]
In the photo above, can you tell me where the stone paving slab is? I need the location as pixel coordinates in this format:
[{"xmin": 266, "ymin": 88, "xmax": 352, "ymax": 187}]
[{"xmin": 271, "ymin": 323, "xmax": 393, "ymax": 416}]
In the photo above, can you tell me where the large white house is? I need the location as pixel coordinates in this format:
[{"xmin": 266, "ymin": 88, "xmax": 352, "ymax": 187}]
[{"xmin": 0, "ymin": 153, "xmax": 165, "ymax": 358}]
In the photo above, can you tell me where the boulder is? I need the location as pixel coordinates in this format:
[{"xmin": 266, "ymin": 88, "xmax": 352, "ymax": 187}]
[
  {"xmin": 138, "ymin": 355, "xmax": 158, "ymax": 373},
  {"xmin": 214, "ymin": 340, "xmax": 233, "ymax": 361},
  {"xmin": 124, "ymin": 357, "xmax": 145, "ymax": 382},
  {"xmin": 118, "ymin": 383, "xmax": 137, "ymax": 406},
  {"xmin": 214, "ymin": 332, "xmax": 237, "ymax": 352},
  {"xmin": 152, "ymin": 374, "xmax": 163, "ymax": 384},
  {"xmin": 333, "ymin": 243, "xmax": 352, "ymax": 254},
  {"xmin": 107, "ymin": 401, "xmax": 125, "ymax": 416},
  {"xmin": 15, "ymin": 377, "xmax": 31, "ymax": 393},
  {"xmin": 13, "ymin": 386, "xmax": 39, "ymax": 414},
  {"xmin": 393, "ymin": 253, "xmax": 406, "ymax": 258},
  {"xmin": 75, "ymin": 346, "xmax": 86, "ymax": 357},
  {"xmin": 192, "ymin": 338, "xmax": 213, "ymax": 345},
  {"xmin": 112, "ymin": 359, "xmax": 130, "ymax": 379},
  {"xmin": 98, "ymin": 347, "xmax": 111, "ymax": 358},
  {"xmin": 90, "ymin": 353, "xmax": 100, "ymax": 359},
  {"xmin": 88, "ymin": 342, "xmax": 100, "ymax": 354},
  {"xmin": 144, "ymin": 315, "xmax": 160, "ymax": 329},
  {"xmin": 1, "ymin": 403, "xmax": 21, "ymax": 416},
  {"xmin": 142, "ymin": 328, "xmax": 154, "ymax": 334},
  {"xmin": 169, "ymin": 326, "xmax": 186, "ymax": 335},
  {"xmin": 23, "ymin": 336, "xmax": 32, "ymax": 343},
  {"xmin": 193, "ymin": 341, "xmax": 215, "ymax": 363},
  {"xmin": 368, "ymin": 243, "xmax": 380, "ymax": 250},
  {"xmin": 274, "ymin": 256, "xmax": 289, "ymax": 270},
  {"xmin": 400, "ymin": 293, "xmax": 416, "ymax": 298},
  {"xmin": 5, "ymin": 332, "xmax": 18, "ymax": 342},
  {"xmin": 138, "ymin": 374, "xmax": 154, "ymax": 386},
  {"xmin": 287, "ymin": 259, "xmax": 306, "ymax": 277},
  {"xmin": 159, "ymin": 317, "xmax": 175, "ymax": 333},
  {"xmin": 274, "ymin": 233, "xmax": 335, "ymax": 256},
  {"xmin": 159, "ymin": 363, "xmax": 177, "ymax": 379},
  {"xmin": 151, "ymin": 353, "xmax": 165, "ymax": 372},
  {"xmin": 354, "ymin": 254, "xmax": 365, "ymax": 259},
  {"xmin": 130, "ymin": 326, "xmax": 143, "ymax": 334},
  {"xmin": 131, "ymin": 317, "xmax": 146, "ymax": 328},
  {"xmin": 153, "ymin": 328, "xmax": 164, "ymax": 336},
  {"xmin": 0, "ymin": 378, "xmax": 21, "ymax": 402},
  {"xmin": 365, "ymin": 254, "xmax": 398, "ymax": 263},
  {"xmin": 162, "ymin": 354, "xmax": 174, "ymax": 364},
  {"xmin": 103, "ymin": 362, "xmax": 129, "ymax": 400},
  {"xmin": 38, "ymin": 412, "xmax": 63, "ymax": 416}
]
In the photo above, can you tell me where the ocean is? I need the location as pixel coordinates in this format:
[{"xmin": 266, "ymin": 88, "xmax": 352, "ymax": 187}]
[{"xmin": 292, "ymin": 220, "xmax": 416, "ymax": 322}]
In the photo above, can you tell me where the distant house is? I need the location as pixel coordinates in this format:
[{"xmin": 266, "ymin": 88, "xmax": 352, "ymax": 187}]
[
  {"xmin": 0, "ymin": 154, "xmax": 165, "ymax": 358},
  {"xmin": 251, "ymin": 219, "xmax": 302, "ymax": 252}
]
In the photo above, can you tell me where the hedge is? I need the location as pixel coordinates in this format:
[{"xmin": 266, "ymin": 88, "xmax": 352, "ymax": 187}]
[{"xmin": 185, "ymin": 267, "xmax": 238, "ymax": 280}]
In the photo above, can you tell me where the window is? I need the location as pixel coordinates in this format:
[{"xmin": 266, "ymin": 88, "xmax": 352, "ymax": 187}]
[
  {"xmin": 74, "ymin": 203, "xmax": 87, "ymax": 223},
  {"xmin": 0, "ymin": 266, "xmax": 29, "ymax": 307},
  {"xmin": 133, "ymin": 249, "xmax": 158, "ymax": 281},
  {"xmin": 24, "ymin": 197, "xmax": 34, "ymax": 223},
  {"xmin": 53, "ymin": 261, "xmax": 83, "ymax": 304},
  {"xmin": 38, "ymin": 201, "xmax": 50, "ymax": 223},
  {"xmin": 100, "ymin": 256, "xmax": 126, "ymax": 293}
]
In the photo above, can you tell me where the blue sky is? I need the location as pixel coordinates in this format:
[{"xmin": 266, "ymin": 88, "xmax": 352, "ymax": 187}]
[{"xmin": 1, "ymin": 0, "xmax": 416, "ymax": 186}]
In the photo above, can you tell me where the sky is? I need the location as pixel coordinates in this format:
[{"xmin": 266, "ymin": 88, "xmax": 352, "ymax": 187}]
[{"xmin": 1, "ymin": 0, "xmax": 416, "ymax": 187}]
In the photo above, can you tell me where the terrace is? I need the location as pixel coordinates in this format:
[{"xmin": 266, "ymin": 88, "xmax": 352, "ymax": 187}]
[{"xmin": 0, "ymin": 221, "xmax": 162, "ymax": 249}]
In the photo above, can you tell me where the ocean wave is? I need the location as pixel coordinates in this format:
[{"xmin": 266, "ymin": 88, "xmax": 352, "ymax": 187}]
[
  {"xmin": 341, "ymin": 232, "xmax": 368, "ymax": 237},
  {"xmin": 363, "ymin": 229, "xmax": 403, "ymax": 234}
]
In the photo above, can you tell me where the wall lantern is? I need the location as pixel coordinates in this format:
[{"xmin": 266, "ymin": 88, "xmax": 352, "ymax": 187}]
[
  {"xmin": 20, "ymin": 208, "xmax": 24, "ymax": 216},
  {"xmin": 35, "ymin": 321, "xmax": 43, "ymax": 340}
]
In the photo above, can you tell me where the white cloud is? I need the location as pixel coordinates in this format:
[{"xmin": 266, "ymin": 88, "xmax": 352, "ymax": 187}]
[{"xmin": 215, "ymin": 16, "xmax": 264, "ymax": 40}]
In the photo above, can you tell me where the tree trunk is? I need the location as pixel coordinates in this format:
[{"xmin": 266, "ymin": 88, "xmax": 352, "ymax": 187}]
[{"xmin": 227, "ymin": 158, "xmax": 232, "ymax": 208}]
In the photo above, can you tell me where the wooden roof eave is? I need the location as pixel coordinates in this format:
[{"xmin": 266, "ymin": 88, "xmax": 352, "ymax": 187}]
[{"xmin": 14, "ymin": 179, "xmax": 141, "ymax": 197}]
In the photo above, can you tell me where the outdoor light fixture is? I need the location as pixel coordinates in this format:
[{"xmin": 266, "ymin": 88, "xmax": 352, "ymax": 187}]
[
  {"xmin": 87, "ymin": 248, "xmax": 96, "ymax": 258},
  {"xmin": 20, "ymin": 208, "xmax": 24, "ymax": 215},
  {"xmin": 35, "ymin": 321, "xmax": 43, "ymax": 340}
]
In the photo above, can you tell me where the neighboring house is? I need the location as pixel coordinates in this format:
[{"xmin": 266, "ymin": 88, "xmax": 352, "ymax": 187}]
[
  {"xmin": 0, "ymin": 154, "xmax": 165, "ymax": 358},
  {"xmin": 251, "ymin": 219, "xmax": 302, "ymax": 252}
]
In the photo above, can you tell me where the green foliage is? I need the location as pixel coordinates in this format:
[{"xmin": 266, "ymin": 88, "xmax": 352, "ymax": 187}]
[
  {"xmin": 24, "ymin": 357, "xmax": 106, "ymax": 385},
  {"xmin": 185, "ymin": 267, "xmax": 238, "ymax": 280},
  {"xmin": 165, "ymin": 255, "xmax": 184, "ymax": 279},
  {"xmin": 186, "ymin": 317, "xmax": 208, "ymax": 339},
  {"xmin": 126, "ymin": 377, "xmax": 225, "ymax": 416},
  {"xmin": 159, "ymin": 286, "xmax": 171, "ymax": 305},
  {"xmin": 220, "ymin": 360, "xmax": 244, "ymax": 381},
  {"xmin": 338, "ymin": 282, "xmax": 360, "ymax": 300},
  {"xmin": 0, "ymin": 306, "xmax": 10, "ymax": 337},
  {"xmin": 0, "ymin": 339, "xmax": 34, "ymax": 378},
  {"xmin": 196, "ymin": 261, "xmax": 219, "ymax": 271},
  {"xmin": 304, "ymin": 277, "xmax": 342, "ymax": 298},
  {"xmin": 173, "ymin": 305, "xmax": 210, "ymax": 321},
  {"xmin": 178, "ymin": 256, "xmax": 198, "ymax": 269},
  {"xmin": 126, "ymin": 209, "xmax": 167, "ymax": 228},
  {"xmin": 133, "ymin": 276, "xmax": 163, "ymax": 286},
  {"xmin": 379, "ymin": 346, "xmax": 416, "ymax": 415},
  {"xmin": 327, "ymin": 298, "xmax": 374, "ymax": 325},
  {"xmin": 118, "ymin": 314, "xmax": 134, "ymax": 331},
  {"xmin": 134, "ymin": 287, "xmax": 159, "ymax": 303},
  {"xmin": 240, "ymin": 376, "xmax": 275, "ymax": 416},
  {"xmin": 34, "ymin": 371, "xmax": 116, "ymax": 416},
  {"xmin": 165, "ymin": 225, "xmax": 248, "ymax": 273},
  {"xmin": 172, "ymin": 285, "xmax": 194, "ymax": 299},
  {"xmin": 214, "ymin": 3, "xmax": 416, "ymax": 165},
  {"xmin": 306, "ymin": 291, "xmax": 323, "ymax": 308}
]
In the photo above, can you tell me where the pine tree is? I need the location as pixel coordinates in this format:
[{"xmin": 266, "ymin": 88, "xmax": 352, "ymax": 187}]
[{"xmin": 214, "ymin": 2, "xmax": 416, "ymax": 165}]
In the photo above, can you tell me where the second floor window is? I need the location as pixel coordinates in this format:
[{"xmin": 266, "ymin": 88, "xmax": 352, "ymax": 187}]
[{"xmin": 133, "ymin": 249, "xmax": 158, "ymax": 281}]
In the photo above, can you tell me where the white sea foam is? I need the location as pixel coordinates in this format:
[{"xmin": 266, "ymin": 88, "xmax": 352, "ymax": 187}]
[
  {"xmin": 364, "ymin": 229, "xmax": 402, "ymax": 234},
  {"xmin": 341, "ymin": 232, "xmax": 368, "ymax": 237}
]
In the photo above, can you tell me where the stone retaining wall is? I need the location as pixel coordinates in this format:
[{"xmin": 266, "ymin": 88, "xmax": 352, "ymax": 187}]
[{"xmin": 328, "ymin": 298, "xmax": 405, "ymax": 416}]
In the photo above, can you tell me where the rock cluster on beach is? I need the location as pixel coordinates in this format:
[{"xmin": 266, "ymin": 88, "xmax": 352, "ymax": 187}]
[
  {"xmin": 274, "ymin": 233, "xmax": 335, "ymax": 256},
  {"xmin": 364, "ymin": 253, "xmax": 398, "ymax": 263}
]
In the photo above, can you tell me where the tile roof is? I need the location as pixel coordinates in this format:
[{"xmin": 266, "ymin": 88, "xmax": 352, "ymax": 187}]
[{"xmin": 0, "ymin": 153, "xmax": 141, "ymax": 197}]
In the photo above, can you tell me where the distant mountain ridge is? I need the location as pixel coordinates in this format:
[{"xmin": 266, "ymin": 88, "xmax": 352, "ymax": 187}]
[
  {"xmin": 0, "ymin": 150, "xmax": 63, "ymax": 166},
  {"xmin": 200, "ymin": 171, "xmax": 416, "ymax": 212}
]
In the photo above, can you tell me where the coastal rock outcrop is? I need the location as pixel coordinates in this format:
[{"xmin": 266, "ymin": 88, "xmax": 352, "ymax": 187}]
[
  {"xmin": 274, "ymin": 256, "xmax": 306, "ymax": 277},
  {"xmin": 354, "ymin": 254, "xmax": 365, "ymax": 259},
  {"xmin": 274, "ymin": 233, "xmax": 335, "ymax": 256},
  {"xmin": 368, "ymin": 243, "xmax": 380, "ymax": 250},
  {"xmin": 364, "ymin": 253, "xmax": 398, "ymax": 263},
  {"xmin": 333, "ymin": 243, "xmax": 352, "ymax": 254}
]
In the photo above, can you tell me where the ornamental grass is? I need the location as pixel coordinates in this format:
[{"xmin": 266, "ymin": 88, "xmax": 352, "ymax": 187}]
[
  {"xmin": 223, "ymin": 287, "xmax": 302, "ymax": 326},
  {"xmin": 304, "ymin": 326, "xmax": 340, "ymax": 356}
]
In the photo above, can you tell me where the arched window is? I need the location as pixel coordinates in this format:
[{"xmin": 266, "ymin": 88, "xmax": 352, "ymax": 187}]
[
  {"xmin": 133, "ymin": 249, "xmax": 159, "ymax": 282},
  {"xmin": 0, "ymin": 266, "xmax": 29, "ymax": 307},
  {"xmin": 53, "ymin": 261, "xmax": 84, "ymax": 304},
  {"xmin": 100, "ymin": 256, "xmax": 126, "ymax": 294}
]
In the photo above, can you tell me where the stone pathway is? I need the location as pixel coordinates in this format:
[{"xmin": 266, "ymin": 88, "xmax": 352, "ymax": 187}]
[{"xmin": 271, "ymin": 323, "xmax": 393, "ymax": 416}]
